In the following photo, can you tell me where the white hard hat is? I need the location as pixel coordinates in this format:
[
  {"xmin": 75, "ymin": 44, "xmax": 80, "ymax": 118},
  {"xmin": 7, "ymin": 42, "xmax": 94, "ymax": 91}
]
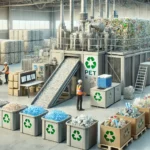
[
  {"xmin": 78, "ymin": 79, "xmax": 82, "ymax": 84},
  {"xmin": 4, "ymin": 62, "xmax": 7, "ymax": 65}
]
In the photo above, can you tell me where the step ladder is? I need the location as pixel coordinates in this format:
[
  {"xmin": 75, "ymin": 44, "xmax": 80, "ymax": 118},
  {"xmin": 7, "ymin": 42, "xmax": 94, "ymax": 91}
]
[{"xmin": 135, "ymin": 65, "xmax": 148, "ymax": 93}]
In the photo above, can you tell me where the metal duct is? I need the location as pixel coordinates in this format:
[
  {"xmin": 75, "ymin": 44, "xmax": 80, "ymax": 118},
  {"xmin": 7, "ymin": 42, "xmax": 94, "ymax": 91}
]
[
  {"xmin": 81, "ymin": 0, "xmax": 87, "ymax": 13},
  {"xmin": 99, "ymin": 0, "xmax": 103, "ymax": 18},
  {"xmin": 91, "ymin": 0, "xmax": 94, "ymax": 18},
  {"xmin": 70, "ymin": 0, "xmax": 74, "ymax": 32},
  {"xmin": 105, "ymin": 0, "xmax": 110, "ymax": 18},
  {"xmin": 60, "ymin": 0, "xmax": 64, "ymax": 49}
]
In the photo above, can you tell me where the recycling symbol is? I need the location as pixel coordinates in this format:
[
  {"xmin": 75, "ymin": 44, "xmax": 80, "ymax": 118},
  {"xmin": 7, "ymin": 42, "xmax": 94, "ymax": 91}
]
[
  {"xmin": 138, "ymin": 119, "xmax": 144, "ymax": 128},
  {"xmin": 124, "ymin": 128, "xmax": 130, "ymax": 138},
  {"xmin": 72, "ymin": 130, "xmax": 82, "ymax": 141},
  {"xmin": 94, "ymin": 92, "xmax": 102, "ymax": 101},
  {"xmin": 46, "ymin": 124, "xmax": 55, "ymax": 134},
  {"xmin": 85, "ymin": 57, "xmax": 96, "ymax": 69},
  {"xmin": 3, "ymin": 114, "xmax": 10, "ymax": 123},
  {"xmin": 24, "ymin": 119, "xmax": 32, "ymax": 128},
  {"xmin": 104, "ymin": 131, "xmax": 116, "ymax": 143}
]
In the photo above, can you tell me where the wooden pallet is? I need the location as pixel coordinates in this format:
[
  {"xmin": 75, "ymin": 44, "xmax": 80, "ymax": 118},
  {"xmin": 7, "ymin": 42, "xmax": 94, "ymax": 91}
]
[
  {"xmin": 98, "ymin": 138, "xmax": 133, "ymax": 150},
  {"xmin": 132, "ymin": 127, "xmax": 147, "ymax": 140},
  {"xmin": 146, "ymin": 124, "xmax": 150, "ymax": 129}
]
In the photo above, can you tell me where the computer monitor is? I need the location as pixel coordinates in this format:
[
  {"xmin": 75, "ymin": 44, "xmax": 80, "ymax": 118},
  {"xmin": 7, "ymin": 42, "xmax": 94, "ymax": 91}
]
[
  {"xmin": 27, "ymin": 75, "xmax": 31, "ymax": 81},
  {"xmin": 31, "ymin": 74, "xmax": 36, "ymax": 80},
  {"xmin": 21, "ymin": 76, "xmax": 26, "ymax": 83}
]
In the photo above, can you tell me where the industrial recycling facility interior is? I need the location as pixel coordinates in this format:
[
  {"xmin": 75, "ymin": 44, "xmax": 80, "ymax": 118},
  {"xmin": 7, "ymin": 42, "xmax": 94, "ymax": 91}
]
[{"xmin": 2, "ymin": 0, "xmax": 150, "ymax": 150}]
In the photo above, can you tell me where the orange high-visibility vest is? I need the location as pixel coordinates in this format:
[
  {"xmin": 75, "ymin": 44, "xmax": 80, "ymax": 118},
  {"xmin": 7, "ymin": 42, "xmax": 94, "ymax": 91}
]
[
  {"xmin": 76, "ymin": 84, "xmax": 83, "ymax": 96},
  {"xmin": 4, "ymin": 65, "xmax": 9, "ymax": 74}
]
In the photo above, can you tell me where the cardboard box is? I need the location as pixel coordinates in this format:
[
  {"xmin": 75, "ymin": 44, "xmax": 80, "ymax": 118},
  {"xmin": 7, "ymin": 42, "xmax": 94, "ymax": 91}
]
[
  {"xmin": 14, "ymin": 74, "xmax": 18, "ymax": 82},
  {"xmin": 100, "ymin": 122, "xmax": 131, "ymax": 148},
  {"xmin": 8, "ymin": 81, "xmax": 14, "ymax": 89},
  {"xmin": 138, "ymin": 107, "xmax": 150, "ymax": 125},
  {"xmin": 14, "ymin": 89, "xmax": 19, "ymax": 96},
  {"xmin": 116, "ymin": 112, "xmax": 145, "ymax": 136},
  {"xmin": 14, "ymin": 70, "xmax": 23, "ymax": 75},
  {"xmin": 8, "ymin": 88, "xmax": 14, "ymax": 96},
  {"xmin": 30, "ymin": 86, "xmax": 36, "ymax": 93},
  {"xmin": 13, "ymin": 82, "xmax": 18, "ymax": 89},
  {"xmin": 8, "ymin": 73, "xmax": 14, "ymax": 81}
]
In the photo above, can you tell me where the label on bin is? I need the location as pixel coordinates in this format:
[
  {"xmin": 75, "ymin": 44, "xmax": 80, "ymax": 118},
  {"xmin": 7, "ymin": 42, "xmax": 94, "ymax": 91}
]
[
  {"xmin": 46, "ymin": 124, "xmax": 55, "ymax": 134},
  {"xmin": 104, "ymin": 131, "xmax": 116, "ymax": 143},
  {"xmin": 72, "ymin": 130, "xmax": 82, "ymax": 141},
  {"xmin": 3, "ymin": 114, "xmax": 10, "ymax": 123},
  {"xmin": 94, "ymin": 92, "xmax": 102, "ymax": 101},
  {"xmin": 24, "ymin": 119, "xmax": 32, "ymax": 128},
  {"xmin": 138, "ymin": 118, "xmax": 144, "ymax": 129}
]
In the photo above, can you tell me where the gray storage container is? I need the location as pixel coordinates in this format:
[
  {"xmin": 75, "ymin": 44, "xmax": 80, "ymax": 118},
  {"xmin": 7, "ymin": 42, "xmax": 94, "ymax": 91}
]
[
  {"xmin": 0, "ymin": 101, "xmax": 9, "ymax": 127},
  {"xmin": 1, "ymin": 105, "xmax": 26, "ymax": 130},
  {"xmin": 66, "ymin": 120, "xmax": 98, "ymax": 150},
  {"xmin": 20, "ymin": 111, "xmax": 48, "ymax": 136},
  {"xmin": 90, "ymin": 86, "xmax": 114, "ymax": 108},
  {"xmin": 42, "ymin": 115, "xmax": 71, "ymax": 143},
  {"xmin": 112, "ymin": 82, "xmax": 122, "ymax": 102}
]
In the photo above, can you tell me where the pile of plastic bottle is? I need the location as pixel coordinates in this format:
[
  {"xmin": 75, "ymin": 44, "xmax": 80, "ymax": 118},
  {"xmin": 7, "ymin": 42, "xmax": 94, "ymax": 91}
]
[
  {"xmin": 133, "ymin": 96, "xmax": 150, "ymax": 108},
  {"xmin": 44, "ymin": 110, "xmax": 68, "ymax": 122},
  {"xmin": 70, "ymin": 114, "xmax": 95, "ymax": 127},
  {"xmin": 22, "ymin": 105, "xmax": 46, "ymax": 116},
  {"xmin": 104, "ymin": 116, "xmax": 127, "ymax": 128},
  {"xmin": 2, "ymin": 103, "xmax": 24, "ymax": 111},
  {"xmin": 0, "ymin": 99, "xmax": 8, "ymax": 107},
  {"xmin": 118, "ymin": 102, "xmax": 141, "ymax": 118}
]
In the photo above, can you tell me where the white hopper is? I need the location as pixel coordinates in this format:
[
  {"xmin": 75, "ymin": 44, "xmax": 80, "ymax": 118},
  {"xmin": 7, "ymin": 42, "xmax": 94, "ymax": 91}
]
[
  {"xmin": 0, "ymin": 54, "xmax": 10, "ymax": 64},
  {"xmin": 10, "ymin": 53, "xmax": 15, "ymax": 64},
  {"xmin": 19, "ymin": 30, "xmax": 24, "ymax": 40},
  {"xmin": 9, "ymin": 30, "xmax": 14, "ymax": 40},
  {"xmin": 14, "ymin": 30, "xmax": 19, "ymax": 40},
  {"xmin": 14, "ymin": 41, "xmax": 19, "ymax": 52},
  {"xmin": 23, "ymin": 30, "xmax": 32, "ymax": 41},
  {"xmin": 35, "ymin": 30, "xmax": 40, "ymax": 41},
  {"xmin": 14, "ymin": 52, "xmax": 19, "ymax": 63},
  {"xmin": 39, "ymin": 30, "xmax": 44, "ymax": 40},
  {"xmin": 1, "ymin": 40, "xmax": 10, "ymax": 54}
]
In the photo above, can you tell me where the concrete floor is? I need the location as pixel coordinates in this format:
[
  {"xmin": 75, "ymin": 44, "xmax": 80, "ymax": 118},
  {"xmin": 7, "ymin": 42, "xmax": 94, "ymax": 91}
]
[{"xmin": 0, "ymin": 64, "xmax": 150, "ymax": 150}]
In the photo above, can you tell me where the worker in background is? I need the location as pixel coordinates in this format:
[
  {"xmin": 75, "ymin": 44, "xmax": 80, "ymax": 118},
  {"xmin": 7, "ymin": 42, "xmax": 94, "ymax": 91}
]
[
  {"xmin": 2, "ymin": 62, "xmax": 9, "ymax": 84},
  {"xmin": 76, "ymin": 79, "xmax": 85, "ymax": 111}
]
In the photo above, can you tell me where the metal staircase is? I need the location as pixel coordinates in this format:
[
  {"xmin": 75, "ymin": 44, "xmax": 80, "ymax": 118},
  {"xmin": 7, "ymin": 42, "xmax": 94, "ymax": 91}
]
[{"xmin": 135, "ymin": 65, "xmax": 148, "ymax": 93}]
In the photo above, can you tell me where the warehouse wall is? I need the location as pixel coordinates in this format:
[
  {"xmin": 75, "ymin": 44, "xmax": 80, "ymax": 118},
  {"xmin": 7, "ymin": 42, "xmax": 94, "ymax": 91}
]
[{"xmin": 0, "ymin": 8, "xmax": 9, "ymax": 39}]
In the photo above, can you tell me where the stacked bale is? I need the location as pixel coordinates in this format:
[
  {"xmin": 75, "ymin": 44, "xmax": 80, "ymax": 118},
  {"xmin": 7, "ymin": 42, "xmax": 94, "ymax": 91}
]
[
  {"xmin": 9, "ymin": 30, "xmax": 44, "ymax": 54},
  {"xmin": 0, "ymin": 40, "xmax": 24, "ymax": 65}
]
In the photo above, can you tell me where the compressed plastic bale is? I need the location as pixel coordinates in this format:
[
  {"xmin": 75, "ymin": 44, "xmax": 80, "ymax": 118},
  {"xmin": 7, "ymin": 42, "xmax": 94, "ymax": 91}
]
[
  {"xmin": 39, "ymin": 30, "xmax": 44, "ymax": 40},
  {"xmin": 32, "ymin": 30, "xmax": 36, "ymax": 41},
  {"xmin": 43, "ymin": 39, "xmax": 50, "ymax": 48},
  {"xmin": 14, "ymin": 53, "xmax": 19, "ymax": 63},
  {"xmin": 10, "ymin": 53, "xmax": 15, "ymax": 64},
  {"xmin": 124, "ymin": 86, "xmax": 134, "ymax": 100},
  {"xmin": 24, "ymin": 41, "xmax": 31, "ymax": 53},
  {"xmin": 0, "ymin": 54, "xmax": 10, "ymax": 64},
  {"xmin": 9, "ymin": 30, "xmax": 14, "ymax": 40},
  {"xmin": 35, "ymin": 30, "xmax": 40, "ymax": 41},
  {"xmin": 23, "ymin": 30, "xmax": 32, "ymax": 41},
  {"xmin": 1, "ymin": 41, "xmax": 10, "ymax": 54},
  {"xmin": 14, "ymin": 41, "xmax": 19, "ymax": 52},
  {"xmin": 19, "ymin": 30, "xmax": 23, "ymax": 40},
  {"xmin": 21, "ymin": 52, "xmax": 24, "ymax": 60},
  {"xmin": 35, "ymin": 40, "xmax": 39, "ymax": 46},
  {"xmin": 39, "ymin": 40, "xmax": 44, "ymax": 48},
  {"xmin": 9, "ymin": 41, "xmax": 15, "ymax": 53},
  {"xmin": 14, "ymin": 30, "xmax": 19, "ymax": 40}
]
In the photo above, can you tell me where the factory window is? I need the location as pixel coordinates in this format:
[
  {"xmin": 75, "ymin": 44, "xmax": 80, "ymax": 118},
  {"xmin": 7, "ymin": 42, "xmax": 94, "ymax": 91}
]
[
  {"xmin": 56, "ymin": 20, "xmax": 79, "ymax": 30},
  {"xmin": 12, "ymin": 20, "xmax": 50, "ymax": 29},
  {"xmin": 0, "ymin": 20, "xmax": 8, "ymax": 30}
]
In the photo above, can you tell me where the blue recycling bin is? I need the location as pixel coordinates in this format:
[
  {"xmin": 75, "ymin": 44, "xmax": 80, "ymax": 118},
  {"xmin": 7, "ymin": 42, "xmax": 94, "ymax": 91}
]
[{"xmin": 97, "ymin": 74, "xmax": 112, "ymax": 88}]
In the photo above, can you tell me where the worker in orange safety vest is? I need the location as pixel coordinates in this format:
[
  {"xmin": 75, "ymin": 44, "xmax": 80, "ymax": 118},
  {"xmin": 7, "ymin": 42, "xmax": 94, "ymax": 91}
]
[
  {"xmin": 76, "ymin": 79, "xmax": 85, "ymax": 111},
  {"xmin": 2, "ymin": 62, "xmax": 9, "ymax": 84}
]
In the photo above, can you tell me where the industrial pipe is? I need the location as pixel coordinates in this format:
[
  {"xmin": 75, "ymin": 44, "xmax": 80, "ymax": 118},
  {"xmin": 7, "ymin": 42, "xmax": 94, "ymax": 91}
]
[
  {"xmin": 99, "ymin": 0, "xmax": 103, "ymax": 18},
  {"xmin": 60, "ymin": 0, "xmax": 64, "ymax": 49},
  {"xmin": 91, "ymin": 0, "xmax": 94, "ymax": 18},
  {"xmin": 81, "ymin": 0, "xmax": 87, "ymax": 13},
  {"xmin": 70, "ymin": 0, "xmax": 74, "ymax": 32},
  {"xmin": 105, "ymin": 0, "xmax": 110, "ymax": 18}
]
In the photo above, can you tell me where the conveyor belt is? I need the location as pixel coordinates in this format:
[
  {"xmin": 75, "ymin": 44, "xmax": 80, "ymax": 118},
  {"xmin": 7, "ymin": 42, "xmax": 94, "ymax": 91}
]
[{"xmin": 31, "ymin": 57, "xmax": 80, "ymax": 108}]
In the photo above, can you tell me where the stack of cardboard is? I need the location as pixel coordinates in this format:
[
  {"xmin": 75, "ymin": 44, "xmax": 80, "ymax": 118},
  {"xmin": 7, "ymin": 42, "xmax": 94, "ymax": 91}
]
[{"xmin": 8, "ymin": 72, "xmax": 20, "ymax": 96}]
